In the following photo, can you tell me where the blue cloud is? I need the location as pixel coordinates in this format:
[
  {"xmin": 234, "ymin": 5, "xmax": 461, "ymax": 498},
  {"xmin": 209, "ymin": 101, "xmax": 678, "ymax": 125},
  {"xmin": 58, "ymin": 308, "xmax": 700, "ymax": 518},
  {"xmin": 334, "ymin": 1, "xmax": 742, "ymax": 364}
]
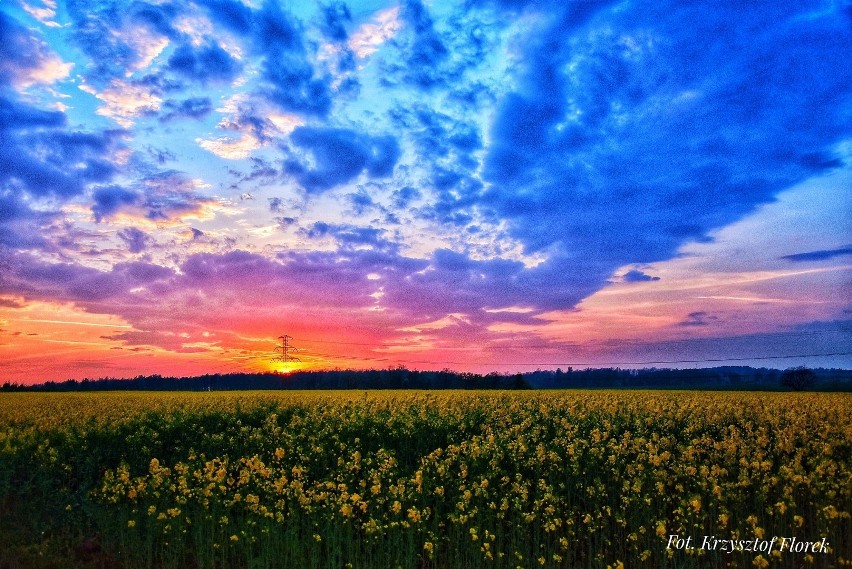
[
  {"xmin": 398, "ymin": 0, "xmax": 448, "ymax": 89},
  {"xmin": 261, "ymin": 56, "xmax": 332, "ymax": 116},
  {"xmin": 1, "ymin": 251, "xmax": 175, "ymax": 303},
  {"xmin": 781, "ymin": 246, "xmax": 852, "ymax": 263},
  {"xmin": 302, "ymin": 222, "xmax": 394, "ymax": 252},
  {"xmin": 318, "ymin": 1, "xmax": 351, "ymax": 41},
  {"xmin": 166, "ymin": 41, "xmax": 241, "ymax": 84},
  {"xmin": 623, "ymin": 269, "xmax": 660, "ymax": 283},
  {"xmin": 388, "ymin": 103, "xmax": 484, "ymax": 222},
  {"xmin": 382, "ymin": 0, "xmax": 498, "ymax": 91},
  {"xmin": 92, "ymin": 185, "xmax": 140, "ymax": 222},
  {"xmin": 392, "ymin": 186, "xmax": 421, "ymax": 209},
  {"xmin": 198, "ymin": 0, "xmax": 253, "ymax": 35},
  {"xmin": 117, "ymin": 227, "xmax": 151, "ymax": 253},
  {"xmin": 268, "ymin": 197, "xmax": 284, "ymax": 213},
  {"xmin": 346, "ymin": 189, "xmax": 377, "ymax": 217},
  {"xmin": 197, "ymin": 0, "xmax": 334, "ymax": 115},
  {"xmin": 127, "ymin": 0, "xmax": 181, "ymax": 39},
  {"xmin": 65, "ymin": 0, "xmax": 152, "ymax": 82},
  {"xmin": 255, "ymin": 1, "xmax": 333, "ymax": 115},
  {"xmin": 1, "ymin": 94, "xmax": 121, "ymax": 205},
  {"xmin": 0, "ymin": 95, "xmax": 64, "ymax": 128},
  {"xmin": 160, "ymin": 97, "xmax": 213, "ymax": 122},
  {"xmin": 137, "ymin": 171, "xmax": 215, "ymax": 221},
  {"xmin": 477, "ymin": 0, "xmax": 852, "ymax": 298},
  {"xmin": 285, "ymin": 127, "xmax": 400, "ymax": 192},
  {"xmin": 90, "ymin": 171, "xmax": 214, "ymax": 222},
  {"xmin": 0, "ymin": 11, "xmax": 60, "ymax": 86},
  {"xmin": 678, "ymin": 311, "xmax": 719, "ymax": 327}
]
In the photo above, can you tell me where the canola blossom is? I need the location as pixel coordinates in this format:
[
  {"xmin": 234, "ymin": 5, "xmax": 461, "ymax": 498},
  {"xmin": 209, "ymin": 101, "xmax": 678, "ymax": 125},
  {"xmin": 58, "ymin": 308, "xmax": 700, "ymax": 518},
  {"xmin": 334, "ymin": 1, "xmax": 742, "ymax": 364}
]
[{"xmin": 0, "ymin": 390, "xmax": 849, "ymax": 568}]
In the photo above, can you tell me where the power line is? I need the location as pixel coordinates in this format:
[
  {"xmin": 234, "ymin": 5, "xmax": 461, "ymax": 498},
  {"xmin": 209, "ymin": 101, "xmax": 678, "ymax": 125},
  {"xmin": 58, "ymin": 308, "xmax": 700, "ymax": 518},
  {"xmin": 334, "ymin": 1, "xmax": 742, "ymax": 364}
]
[
  {"xmin": 288, "ymin": 328, "xmax": 852, "ymax": 351},
  {"xmin": 401, "ymin": 351, "xmax": 852, "ymax": 368},
  {"xmin": 272, "ymin": 334, "xmax": 301, "ymax": 364},
  {"xmin": 247, "ymin": 348, "xmax": 852, "ymax": 370}
]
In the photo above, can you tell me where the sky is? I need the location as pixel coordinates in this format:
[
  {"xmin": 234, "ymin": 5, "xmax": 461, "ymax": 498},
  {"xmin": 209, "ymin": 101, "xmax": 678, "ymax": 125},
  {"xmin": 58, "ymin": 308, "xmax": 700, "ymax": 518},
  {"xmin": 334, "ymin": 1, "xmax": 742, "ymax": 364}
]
[{"xmin": 0, "ymin": 0, "xmax": 851, "ymax": 383}]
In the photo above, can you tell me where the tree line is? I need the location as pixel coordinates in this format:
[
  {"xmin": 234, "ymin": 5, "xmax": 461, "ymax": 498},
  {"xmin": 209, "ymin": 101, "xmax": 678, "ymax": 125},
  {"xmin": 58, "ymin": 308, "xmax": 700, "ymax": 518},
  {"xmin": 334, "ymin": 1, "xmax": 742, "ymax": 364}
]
[{"xmin": 2, "ymin": 365, "xmax": 849, "ymax": 392}]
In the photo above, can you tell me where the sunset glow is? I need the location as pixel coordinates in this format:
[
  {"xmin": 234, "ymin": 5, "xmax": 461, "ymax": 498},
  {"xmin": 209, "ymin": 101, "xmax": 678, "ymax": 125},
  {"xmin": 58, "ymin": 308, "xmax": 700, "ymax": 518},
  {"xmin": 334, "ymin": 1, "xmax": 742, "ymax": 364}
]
[{"xmin": 1, "ymin": 0, "xmax": 850, "ymax": 384}]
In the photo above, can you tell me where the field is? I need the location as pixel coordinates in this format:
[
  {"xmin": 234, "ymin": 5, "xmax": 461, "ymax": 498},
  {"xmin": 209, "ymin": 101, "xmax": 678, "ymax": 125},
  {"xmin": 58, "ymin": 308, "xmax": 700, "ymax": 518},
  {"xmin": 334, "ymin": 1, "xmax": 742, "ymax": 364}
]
[{"xmin": 1, "ymin": 391, "xmax": 849, "ymax": 568}]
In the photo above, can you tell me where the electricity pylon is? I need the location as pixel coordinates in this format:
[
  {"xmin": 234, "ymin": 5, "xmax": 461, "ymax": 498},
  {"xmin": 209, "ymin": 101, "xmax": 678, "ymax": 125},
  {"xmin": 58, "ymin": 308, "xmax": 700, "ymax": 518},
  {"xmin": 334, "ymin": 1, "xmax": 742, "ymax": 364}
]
[{"xmin": 273, "ymin": 335, "xmax": 301, "ymax": 364}]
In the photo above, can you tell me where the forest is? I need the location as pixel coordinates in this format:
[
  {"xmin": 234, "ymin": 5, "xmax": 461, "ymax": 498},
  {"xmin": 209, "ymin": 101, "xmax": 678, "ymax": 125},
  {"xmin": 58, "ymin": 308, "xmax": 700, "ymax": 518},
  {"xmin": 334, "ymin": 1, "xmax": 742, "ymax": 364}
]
[{"xmin": 3, "ymin": 366, "xmax": 850, "ymax": 391}]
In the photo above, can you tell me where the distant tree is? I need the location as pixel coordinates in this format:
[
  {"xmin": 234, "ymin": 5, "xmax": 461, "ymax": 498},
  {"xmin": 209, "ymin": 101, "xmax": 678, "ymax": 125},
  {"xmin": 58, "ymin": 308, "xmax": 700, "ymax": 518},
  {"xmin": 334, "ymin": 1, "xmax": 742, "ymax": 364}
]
[
  {"xmin": 511, "ymin": 373, "xmax": 531, "ymax": 390},
  {"xmin": 780, "ymin": 367, "xmax": 817, "ymax": 391}
]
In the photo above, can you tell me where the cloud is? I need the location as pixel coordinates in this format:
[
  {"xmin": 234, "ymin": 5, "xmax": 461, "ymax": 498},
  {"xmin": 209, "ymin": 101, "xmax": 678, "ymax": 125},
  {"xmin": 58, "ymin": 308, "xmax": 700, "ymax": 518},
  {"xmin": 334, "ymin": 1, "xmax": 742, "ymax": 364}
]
[
  {"xmin": 0, "ymin": 94, "xmax": 65, "ymax": 128},
  {"xmin": 378, "ymin": 0, "xmax": 498, "ymax": 92},
  {"xmin": 0, "ymin": 190, "xmax": 56, "ymax": 249},
  {"xmin": 781, "ymin": 246, "xmax": 852, "ymax": 263},
  {"xmin": 372, "ymin": 0, "xmax": 448, "ymax": 90},
  {"xmin": 117, "ymin": 227, "xmax": 152, "ymax": 253},
  {"xmin": 623, "ymin": 269, "xmax": 660, "ymax": 283},
  {"xmin": 678, "ymin": 311, "xmax": 719, "ymax": 327},
  {"xmin": 198, "ymin": 0, "xmax": 253, "ymax": 35},
  {"xmin": 392, "ymin": 186, "xmax": 421, "ymax": 209},
  {"xmin": 197, "ymin": 95, "xmax": 304, "ymax": 159},
  {"xmin": 90, "ymin": 172, "xmax": 219, "ymax": 222},
  {"xmin": 64, "ymin": 0, "xmax": 177, "ymax": 81},
  {"xmin": 244, "ymin": 1, "xmax": 334, "ymax": 116},
  {"xmin": 80, "ymin": 79, "xmax": 162, "ymax": 127},
  {"xmin": 0, "ymin": 252, "xmax": 176, "ymax": 304},
  {"xmin": 0, "ymin": 297, "xmax": 25, "ymax": 308},
  {"xmin": 301, "ymin": 222, "xmax": 397, "ymax": 252},
  {"xmin": 0, "ymin": 96, "xmax": 122, "ymax": 202},
  {"xmin": 266, "ymin": 197, "xmax": 283, "ymax": 213},
  {"xmin": 382, "ymin": 81, "xmax": 490, "ymax": 225},
  {"xmin": 476, "ymin": 0, "xmax": 852, "ymax": 305},
  {"xmin": 318, "ymin": 2, "xmax": 351, "ymax": 42},
  {"xmin": 349, "ymin": 6, "xmax": 402, "ymax": 58},
  {"xmin": 217, "ymin": 95, "xmax": 301, "ymax": 139},
  {"xmin": 195, "ymin": 0, "xmax": 341, "ymax": 116},
  {"xmin": 0, "ymin": 11, "xmax": 72, "ymax": 88},
  {"xmin": 137, "ymin": 172, "xmax": 220, "ymax": 221},
  {"xmin": 159, "ymin": 97, "xmax": 213, "ymax": 122},
  {"xmin": 232, "ymin": 157, "xmax": 279, "ymax": 185},
  {"xmin": 284, "ymin": 127, "xmax": 400, "ymax": 192},
  {"xmin": 197, "ymin": 134, "xmax": 264, "ymax": 160},
  {"xmin": 166, "ymin": 41, "xmax": 241, "ymax": 84},
  {"xmin": 0, "ymin": 243, "xmax": 561, "ymax": 356},
  {"xmin": 20, "ymin": 0, "xmax": 60, "ymax": 27},
  {"xmin": 127, "ymin": 1, "xmax": 181, "ymax": 40},
  {"xmin": 92, "ymin": 185, "xmax": 140, "ymax": 222},
  {"xmin": 0, "ymin": 18, "xmax": 130, "ymax": 250}
]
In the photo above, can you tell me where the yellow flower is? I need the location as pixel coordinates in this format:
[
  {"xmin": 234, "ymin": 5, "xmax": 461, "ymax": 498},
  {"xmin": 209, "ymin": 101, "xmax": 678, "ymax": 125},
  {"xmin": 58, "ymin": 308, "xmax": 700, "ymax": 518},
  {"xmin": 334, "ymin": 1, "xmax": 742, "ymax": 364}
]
[{"xmin": 690, "ymin": 497, "xmax": 701, "ymax": 513}]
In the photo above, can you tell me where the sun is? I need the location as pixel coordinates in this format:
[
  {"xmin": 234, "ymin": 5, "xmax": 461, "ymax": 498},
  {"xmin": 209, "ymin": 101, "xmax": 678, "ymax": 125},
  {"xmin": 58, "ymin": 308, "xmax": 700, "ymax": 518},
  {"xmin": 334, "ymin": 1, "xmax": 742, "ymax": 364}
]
[{"xmin": 270, "ymin": 362, "xmax": 300, "ymax": 375}]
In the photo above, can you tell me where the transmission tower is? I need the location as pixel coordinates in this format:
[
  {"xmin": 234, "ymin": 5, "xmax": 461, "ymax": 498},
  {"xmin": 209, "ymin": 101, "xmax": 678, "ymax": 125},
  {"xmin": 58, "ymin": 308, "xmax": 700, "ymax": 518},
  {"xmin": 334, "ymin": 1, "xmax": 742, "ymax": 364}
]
[{"xmin": 273, "ymin": 335, "xmax": 301, "ymax": 364}]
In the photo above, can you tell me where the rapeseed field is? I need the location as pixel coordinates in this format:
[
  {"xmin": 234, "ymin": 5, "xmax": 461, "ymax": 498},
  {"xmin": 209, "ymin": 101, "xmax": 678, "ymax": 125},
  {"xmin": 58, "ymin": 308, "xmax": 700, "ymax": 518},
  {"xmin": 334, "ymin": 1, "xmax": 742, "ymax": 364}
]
[{"xmin": 0, "ymin": 391, "xmax": 849, "ymax": 568}]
